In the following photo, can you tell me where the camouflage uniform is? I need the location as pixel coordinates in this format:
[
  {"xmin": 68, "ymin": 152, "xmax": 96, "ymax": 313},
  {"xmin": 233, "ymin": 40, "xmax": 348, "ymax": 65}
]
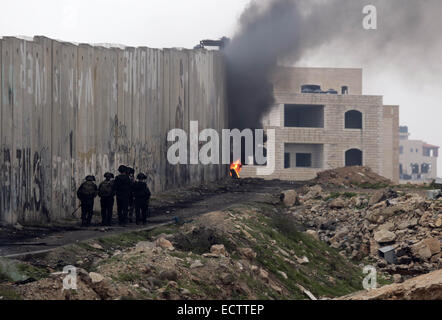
[
  {"xmin": 98, "ymin": 172, "xmax": 115, "ymax": 226},
  {"xmin": 77, "ymin": 176, "xmax": 98, "ymax": 227}
]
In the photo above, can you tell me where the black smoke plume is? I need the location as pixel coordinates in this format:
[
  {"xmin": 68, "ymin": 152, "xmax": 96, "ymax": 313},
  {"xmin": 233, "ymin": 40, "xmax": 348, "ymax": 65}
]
[
  {"xmin": 225, "ymin": 0, "xmax": 442, "ymax": 130},
  {"xmin": 225, "ymin": 0, "xmax": 301, "ymax": 130}
]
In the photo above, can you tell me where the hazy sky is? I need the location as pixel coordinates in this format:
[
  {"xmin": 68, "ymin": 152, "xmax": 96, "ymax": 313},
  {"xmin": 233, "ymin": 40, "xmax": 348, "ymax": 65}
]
[
  {"xmin": 1, "ymin": 0, "xmax": 441, "ymax": 176},
  {"xmin": 0, "ymin": 0, "xmax": 249, "ymax": 48}
]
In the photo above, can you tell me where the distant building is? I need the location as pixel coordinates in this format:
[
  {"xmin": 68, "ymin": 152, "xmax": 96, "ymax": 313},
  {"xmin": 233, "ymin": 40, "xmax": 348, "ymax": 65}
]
[
  {"xmin": 399, "ymin": 126, "xmax": 439, "ymax": 183},
  {"xmin": 241, "ymin": 66, "xmax": 400, "ymax": 183}
]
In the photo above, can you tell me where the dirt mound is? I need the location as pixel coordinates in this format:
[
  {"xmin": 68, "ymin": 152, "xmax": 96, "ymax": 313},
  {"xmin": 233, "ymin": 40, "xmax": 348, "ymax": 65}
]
[
  {"xmin": 339, "ymin": 269, "xmax": 442, "ymax": 300},
  {"xmin": 313, "ymin": 166, "xmax": 392, "ymax": 188},
  {"xmin": 4, "ymin": 202, "xmax": 367, "ymax": 300}
]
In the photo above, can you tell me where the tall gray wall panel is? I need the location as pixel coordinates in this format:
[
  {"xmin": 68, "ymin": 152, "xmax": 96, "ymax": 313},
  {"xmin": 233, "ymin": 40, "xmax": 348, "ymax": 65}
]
[{"xmin": 0, "ymin": 37, "xmax": 228, "ymax": 225}]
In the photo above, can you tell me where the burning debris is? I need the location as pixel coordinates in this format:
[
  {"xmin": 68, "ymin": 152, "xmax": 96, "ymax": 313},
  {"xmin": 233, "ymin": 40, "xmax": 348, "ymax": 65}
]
[{"xmin": 230, "ymin": 160, "xmax": 243, "ymax": 179}]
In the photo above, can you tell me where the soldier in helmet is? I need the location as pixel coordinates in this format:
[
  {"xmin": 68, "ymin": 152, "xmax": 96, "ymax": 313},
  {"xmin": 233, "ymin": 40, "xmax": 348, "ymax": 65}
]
[
  {"xmin": 76, "ymin": 175, "xmax": 98, "ymax": 227},
  {"xmin": 113, "ymin": 165, "xmax": 131, "ymax": 226},
  {"xmin": 131, "ymin": 172, "xmax": 151, "ymax": 225},
  {"xmin": 126, "ymin": 167, "xmax": 135, "ymax": 223},
  {"xmin": 98, "ymin": 172, "xmax": 115, "ymax": 226}
]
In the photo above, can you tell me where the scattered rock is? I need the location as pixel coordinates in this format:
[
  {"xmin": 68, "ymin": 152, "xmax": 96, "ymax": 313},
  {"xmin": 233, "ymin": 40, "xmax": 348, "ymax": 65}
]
[
  {"xmin": 239, "ymin": 247, "xmax": 257, "ymax": 260},
  {"xmin": 292, "ymin": 182, "xmax": 440, "ymax": 275},
  {"xmin": 90, "ymin": 242, "xmax": 104, "ymax": 250},
  {"xmin": 411, "ymin": 241, "xmax": 433, "ymax": 260},
  {"xmin": 409, "ymin": 218, "xmax": 418, "ymax": 227},
  {"xmin": 397, "ymin": 221, "xmax": 411, "ymax": 230},
  {"xmin": 210, "ymin": 244, "xmax": 227, "ymax": 257},
  {"xmin": 422, "ymin": 238, "xmax": 441, "ymax": 256},
  {"xmin": 329, "ymin": 197, "xmax": 346, "ymax": 209},
  {"xmin": 270, "ymin": 283, "xmax": 283, "ymax": 294},
  {"xmin": 374, "ymin": 230, "xmax": 396, "ymax": 243},
  {"xmin": 180, "ymin": 288, "xmax": 191, "ymax": 295},
  {"xmin": 280, "ymin": 190, "xmax": 299, "ymax": 206},
  {"xmin": 219, "ymin": 273, "xmax": 234, "ymax": 285},
  {"xmin": 143, "ymin": 264, "xmax": 154, "ymax": 274},
  {"xmin": 393, "ymin": 274, "xmax": 402, "ymax": 284},
  {"xmin": 202, "ymin": 253, "xmax": 221, "ymax": 259},
  {"xmin": 89, "ymin": 272, "xmax": 104, "ymax": 284},
  {"xmin": 304, "ymin": 185, "xmax": 325, "ymax": 200},
  {"xmin": 241, "ymin": 229, "xmax": 254, "ymax": 241},
  {"xmin": 147, "ymin": 277, "xmax": 163, "ymax": 288},
  {"xmin": 369, "ymin": 191, "xmax": 386, "ymax": 205},
  {"xmin": 305, "ymin": 230, "xmax": 320, "ymax": 241},
  {"xmin": 136, "ymin": 241, "xmax": 155, "ymax": 252},
  {"xmin": 259, "ymin": 269, "xmax": 269, "ymax": 283},
  {"xmin": 369, "ymin": 189, "xmax": 398, "ymax": 206},
  {"xmin": 297, "ymin": 256, "xmax": 309, "ymax": 264},
  {"xmin": 277, "ymin": 271, "xmax": 288, "ymax": 280},
  {"xmin": 379, "ymin": 222, "xmax": 395, "ymax": 231},
  {"xmin": 333, "ymin": 227, "xmax": 349, "ymax": 241},
  {"xmin": 159, "ymin": 270, "xmax": 178, "ymax": 282},
  {"xmin": 190, "ymin": 260, "xmax": 204, "ymax": 269},
  {"xmin": 155, "ymin": 237, "xmax": 175, "ymax": 251},
  {"xmin": 320, "ymin": 221, "xmax": 337, "ymax": 231}
]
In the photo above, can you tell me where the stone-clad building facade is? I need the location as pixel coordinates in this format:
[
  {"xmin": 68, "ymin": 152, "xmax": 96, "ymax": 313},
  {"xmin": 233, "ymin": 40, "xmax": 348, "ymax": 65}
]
[
  {"xmin": 399, "ymin": 126, "xmax": 438, "ymax": 183},
  {"xmin": 242, "ymin": 67, "xmax": 400, "ymax": 183}
]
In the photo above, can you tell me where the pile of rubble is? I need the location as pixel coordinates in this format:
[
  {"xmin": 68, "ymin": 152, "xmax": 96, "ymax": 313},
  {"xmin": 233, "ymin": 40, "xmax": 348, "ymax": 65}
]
[
  {"xmin": 8, "ymin": 203, "xmax": 367, "ymax": 300},
  {"xmin": 312, "ymin": 166, "xmax": 393, "ymax": 188},
  {"xmin": 285, "ymin": 185, "xmax": 442, "ymax": 280}
]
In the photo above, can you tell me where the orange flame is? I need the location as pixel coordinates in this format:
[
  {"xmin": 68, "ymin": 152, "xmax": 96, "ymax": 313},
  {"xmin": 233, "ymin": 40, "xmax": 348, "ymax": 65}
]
[{"xmin": 230, "ymin": 159, "xmax": 242, "ymax": 178}]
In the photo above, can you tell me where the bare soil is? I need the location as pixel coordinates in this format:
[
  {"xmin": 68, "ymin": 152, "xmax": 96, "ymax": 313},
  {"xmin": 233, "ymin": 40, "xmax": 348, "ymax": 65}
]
[{"xmin": 0, "ymin": 178, "xmax": 303, "ymax": 258}]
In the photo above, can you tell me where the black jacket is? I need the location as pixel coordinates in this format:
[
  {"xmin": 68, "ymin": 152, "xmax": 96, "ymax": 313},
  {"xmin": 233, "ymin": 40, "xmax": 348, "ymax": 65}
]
[
  {"xmin": 113, "ymin": 174, "xmax": 131, "ymax": 198},
  {"xmin": 98, "ymin": 179, "xmax": 115, "ymax": 198},
  {"xmin": 77, "ymin": 181, "xmax": 98, "ymax": 201},
  {"xmin": 131, "ymin": 181, "xmax": 151, "ymax": 200}
]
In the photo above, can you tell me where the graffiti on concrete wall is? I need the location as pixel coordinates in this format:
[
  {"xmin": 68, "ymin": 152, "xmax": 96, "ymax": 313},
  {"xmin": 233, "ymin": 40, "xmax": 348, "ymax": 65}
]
[{"xmin": 0, "ymin": 36, "xmax": 228, "ymax": 225}]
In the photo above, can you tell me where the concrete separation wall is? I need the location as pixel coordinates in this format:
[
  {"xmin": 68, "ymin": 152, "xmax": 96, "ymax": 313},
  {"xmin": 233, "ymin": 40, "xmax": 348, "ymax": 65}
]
[{"xmin": 0, "ymin": 36, "xmax": 228, "ymax": 225}]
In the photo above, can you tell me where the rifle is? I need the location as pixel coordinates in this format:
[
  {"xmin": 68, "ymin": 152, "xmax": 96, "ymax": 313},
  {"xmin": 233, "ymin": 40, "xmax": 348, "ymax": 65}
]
[{"xmin": 71, "ymin": 205, "xmax": 81, "ymax": 217}]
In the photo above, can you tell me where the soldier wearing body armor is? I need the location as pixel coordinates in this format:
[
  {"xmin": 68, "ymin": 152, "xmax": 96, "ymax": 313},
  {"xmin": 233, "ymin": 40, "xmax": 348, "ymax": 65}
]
[
  {"xmin": 77, "ymin": 175, "xmax": 98, "ymax": 227},
  {"xmin": 98, "ymin": 172, "xmax": 115, "ymax": 226},
  {"xmin": 127, "ymin": 167, "xmax": 135, "ymax": 223},
  {"xmin": 132, "ymin": 173, "xmax": 152, "ymax": 225},
  {"xmin": 113, "ymin": 165, "xmax": 131, "ymax": 226}
]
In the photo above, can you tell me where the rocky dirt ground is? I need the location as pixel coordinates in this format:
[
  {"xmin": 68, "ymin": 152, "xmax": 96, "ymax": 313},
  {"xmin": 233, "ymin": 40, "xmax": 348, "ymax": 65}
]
[
  {"xmin": 339, "ymin": 269, "xmax": 442, "ymax": 300},
  {"xmin": 0, "ymin": 178, "xmax": 302, "ymax": 257},
  {"xmin": 0, "ymin": 195, "xmax": 371, "ymax": 300},
  {"xmin": 0, "ymin": 167, "xmax": 441, "ymax": 300},
  {"xmin": 290, "ymin": 180, "xmax": 441, "ymax": 280}
]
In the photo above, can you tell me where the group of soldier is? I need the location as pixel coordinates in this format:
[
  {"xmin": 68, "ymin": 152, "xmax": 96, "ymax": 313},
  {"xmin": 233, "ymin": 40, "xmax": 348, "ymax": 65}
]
[{"xmin": 76, "ymin": 165, "xmax": 151, "ymax": 227}]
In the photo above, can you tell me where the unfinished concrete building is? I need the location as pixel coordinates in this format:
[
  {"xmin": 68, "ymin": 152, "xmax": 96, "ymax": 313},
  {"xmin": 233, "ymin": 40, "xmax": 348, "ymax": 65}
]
[
  {"xmin": 399, "ymin": 126, "xmax": 439, "ymax": 183},
  {"xmin": 242, "ymin": 67, "xmax": 400, "ymax": 182}
]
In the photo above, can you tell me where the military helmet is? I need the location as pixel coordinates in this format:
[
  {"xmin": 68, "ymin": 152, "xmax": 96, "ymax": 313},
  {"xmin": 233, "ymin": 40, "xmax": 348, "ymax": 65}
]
[
  {"xmin": 85, "ymin": 175, "xmax": 96, "ymax": 182},
  {"xmin": 137, "ymin": 173, "xmax": 147, "ymax": 180},
  {"xmin": 104, "ymin": 172, "xmax": 114, "ymax": 179},
  {"xmin": 118, "ymin": 165, "xmax": 127, "ymax": 173}
]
